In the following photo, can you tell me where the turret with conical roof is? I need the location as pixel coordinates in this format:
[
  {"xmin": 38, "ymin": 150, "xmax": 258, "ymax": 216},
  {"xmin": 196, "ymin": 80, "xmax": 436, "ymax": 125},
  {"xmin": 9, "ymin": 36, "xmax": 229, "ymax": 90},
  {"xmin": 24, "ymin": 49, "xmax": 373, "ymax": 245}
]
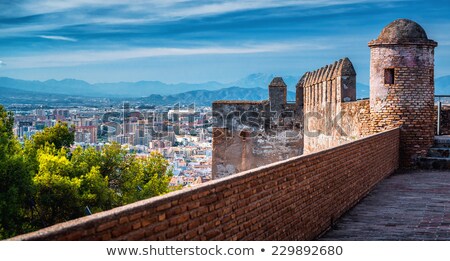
[
  {"xmin": 368, "ymin": 18, "xmax": 437, "ymax": 167},
  {"xmin": 368, "ymin": 19, "xmax": 437, "ymax": 46}
]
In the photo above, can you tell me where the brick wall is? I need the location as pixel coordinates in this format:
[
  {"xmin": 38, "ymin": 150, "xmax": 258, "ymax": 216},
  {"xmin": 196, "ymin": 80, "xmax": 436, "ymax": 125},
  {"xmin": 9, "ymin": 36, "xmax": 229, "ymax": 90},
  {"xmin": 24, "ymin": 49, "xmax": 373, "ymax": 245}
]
[
  {"xmin": 341, "ymin": 99, "xmax": 371, "ymax": 137},
  {"xmin": 300, "ymin": 58, "xmax": 360, "ymax": 153},
  {"xmin": 368, "ymin": 19, "xmax": 437, "ymax": 169},
  {"xmin": 369, "ymin": 43, "xmax": 435, "ymax": 167},
  {"xmin": 12, "ymin": 128, "xmax": 400, "ymax": 241}
]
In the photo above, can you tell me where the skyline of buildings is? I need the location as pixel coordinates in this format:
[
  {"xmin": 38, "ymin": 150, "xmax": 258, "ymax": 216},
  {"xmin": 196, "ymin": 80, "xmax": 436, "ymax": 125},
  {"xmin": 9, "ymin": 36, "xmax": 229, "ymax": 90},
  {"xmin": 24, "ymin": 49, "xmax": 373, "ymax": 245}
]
[{"xmin": 11, "ymin": 102, "xmax": 213, "ymax": 188}]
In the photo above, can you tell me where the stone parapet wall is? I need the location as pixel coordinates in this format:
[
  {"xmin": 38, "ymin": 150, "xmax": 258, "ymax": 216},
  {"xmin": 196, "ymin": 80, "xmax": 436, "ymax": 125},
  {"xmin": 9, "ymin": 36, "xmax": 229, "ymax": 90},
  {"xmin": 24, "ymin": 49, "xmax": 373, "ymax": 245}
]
[
  {"xmin": 302, "ymin": 100, "xmax": 371, "ymax": 153},
  {"xmin": 299, "ymin": 58, "xmax": 360, "ymax": 153},
  {"xmin": 340, "ymin": 99, "xmax": 372, "ymax": 137},
  {"xmin": 12, "ymin": 128, "xmax": 400, "ymax": 241},
  {"xmin": 212, "ymin": 89, "xmax": 303, "ymax": 179}
]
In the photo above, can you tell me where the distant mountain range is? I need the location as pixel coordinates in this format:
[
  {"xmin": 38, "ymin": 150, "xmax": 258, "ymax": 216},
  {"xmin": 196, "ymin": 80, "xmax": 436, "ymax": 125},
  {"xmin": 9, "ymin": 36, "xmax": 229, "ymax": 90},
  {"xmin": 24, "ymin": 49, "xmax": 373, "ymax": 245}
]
[
  {"xmin": 139, "ymin": 87, "xmax": 296, "ymax": 106},
  {"xmin": 0, "ymin": 85, "xmax": 109, "ymax": 107},
  {"xmin": 0, "ymin": 77, "xmax": 225, "ymax": 97},
  {"xmin": 0, "ymin": 73, "xmax": 366, "ymax": 97},
  {"xmin": 0, "ymin": 73, "xmax": 449, "ymax": 106},
  {"xmin": 231, "ymin": 73, "xmax": 300, "ymax": 91}
]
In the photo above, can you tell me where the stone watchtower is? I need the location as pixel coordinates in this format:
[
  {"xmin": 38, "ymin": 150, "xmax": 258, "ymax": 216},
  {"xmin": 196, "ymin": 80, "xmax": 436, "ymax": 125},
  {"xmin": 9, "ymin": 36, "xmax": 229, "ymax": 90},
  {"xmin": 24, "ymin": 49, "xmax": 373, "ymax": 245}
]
[
  {"xmin": 368, "ymin": 19, "xmax": 438, "ymax": 167},
  {"xmin": 269, "ymin": 77, "xmax": 287, "ymax": 112}
]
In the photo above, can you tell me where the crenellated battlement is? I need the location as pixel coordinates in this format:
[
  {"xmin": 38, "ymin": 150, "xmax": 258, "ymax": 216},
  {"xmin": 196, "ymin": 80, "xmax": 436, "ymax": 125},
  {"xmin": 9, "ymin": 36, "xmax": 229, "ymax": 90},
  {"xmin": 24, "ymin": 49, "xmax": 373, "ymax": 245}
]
[
  {"xmin": 298, "ymin": 58, "xmax": 360, "ymax": 153},
  {"xmin": 213, "ymin": 18, "xmax": 437, "ymax": 177},
  {"xmin": 212, "ymin": 56, "xmax": 364, "ymax": 178}
]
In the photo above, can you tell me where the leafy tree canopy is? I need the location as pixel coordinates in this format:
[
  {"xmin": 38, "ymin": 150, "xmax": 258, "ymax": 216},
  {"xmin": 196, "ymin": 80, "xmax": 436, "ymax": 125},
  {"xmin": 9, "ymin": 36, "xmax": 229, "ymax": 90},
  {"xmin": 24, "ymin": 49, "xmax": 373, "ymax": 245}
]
[{"xmin": 0, "ymin": 105, "xmax": 173, "ymax": 239}]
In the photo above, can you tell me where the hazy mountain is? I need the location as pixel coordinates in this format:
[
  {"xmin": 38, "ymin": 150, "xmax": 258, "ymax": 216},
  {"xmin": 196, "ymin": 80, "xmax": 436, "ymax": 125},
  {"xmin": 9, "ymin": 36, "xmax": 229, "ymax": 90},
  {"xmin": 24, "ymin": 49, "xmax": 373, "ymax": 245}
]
[
  {"xmin": 0, "ymin": 86, "xmax": 44, "ymax": 99},
  {"xmin": 0, "ymin": 78, "xmax": 100, "ymax": 97},
  {"xmin": 1, "ymin": 74, "xmax": 299, "ymax": 98},
  {"xmin": 0, "ymin": 74, "xmax": 448, "ymax": 102},
  {"xmin": 93, "ymin": 80, "xmax": 226, "ymax": 96},
  {"xmin": 230, "ymin": 73, "xmax": 299, "ymax": 91},
  {"xmin": 140, "ymin": 87, "xmax": 297, "ymax": 106},
  {"xmin": 0, "ymin": 77, "xmax": 226, "ymax": 98},
  {"xmin": 0, "ymin": 85, "xmax": 97, "ymax": 106}
]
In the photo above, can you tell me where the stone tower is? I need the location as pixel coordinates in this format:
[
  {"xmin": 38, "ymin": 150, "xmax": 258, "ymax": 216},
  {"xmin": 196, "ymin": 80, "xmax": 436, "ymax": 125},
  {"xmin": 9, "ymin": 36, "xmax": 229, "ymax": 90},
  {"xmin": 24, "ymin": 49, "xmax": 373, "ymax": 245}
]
[
  {"xmin": 368, "ymin": 19, "xmax": 438, "ymax": 167},
  {"xmin": 269, "ymin": 77, "xmax": 287, "ymax": 112}
]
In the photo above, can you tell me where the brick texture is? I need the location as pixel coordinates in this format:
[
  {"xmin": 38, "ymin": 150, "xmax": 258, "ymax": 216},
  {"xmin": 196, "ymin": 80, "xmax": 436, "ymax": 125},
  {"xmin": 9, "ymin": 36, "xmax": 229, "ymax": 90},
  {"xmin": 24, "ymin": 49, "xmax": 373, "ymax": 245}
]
[
  {"xmin": 435, "ymin": 105, "xmax": 450, "ymax": 135},
  {"xmin": 369, "ymin": 49, "xmax": 435, "ymax": 167},
  {"xmin": 12, "ymin": 128, "xmax": 400, "ymax": 241},
  {"xmin": 368, "ymin": 19, "xmax": 437, "ymax": 167},
  {"xmin": 299, "ymin": 58, "xmax": 358, "ymax": 153}
]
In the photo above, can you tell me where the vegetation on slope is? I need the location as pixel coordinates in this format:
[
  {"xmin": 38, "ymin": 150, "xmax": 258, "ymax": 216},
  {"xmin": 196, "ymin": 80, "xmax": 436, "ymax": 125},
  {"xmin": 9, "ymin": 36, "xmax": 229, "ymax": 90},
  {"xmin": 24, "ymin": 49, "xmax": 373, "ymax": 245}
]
[{"xmin": 0, "ymin": 105, "xmax": 172, "ymax": 239}]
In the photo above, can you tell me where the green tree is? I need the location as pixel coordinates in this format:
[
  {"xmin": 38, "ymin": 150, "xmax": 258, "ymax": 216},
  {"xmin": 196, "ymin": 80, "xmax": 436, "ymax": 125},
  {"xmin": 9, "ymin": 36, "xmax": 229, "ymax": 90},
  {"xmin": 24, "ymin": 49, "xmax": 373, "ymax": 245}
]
[
  {"xmin": 22, "ymin": 122, "xmax": 75, "ymax": 175},
  {"xmin": 0, "ymin": 105, "xmax": 33, "ymax": 239},
  {"xmin": 31, "ymin": 122, "xmax": 74, "ymax": 150},
  {"xmin": 32, "ymin": 147, "xmax": 82, "ymax": 226},
  {"xmin": 138, "ymin": 152, "xmax": 172, "ymax": 199},
  {"xmin": 30, "ymin": 142, "xmax": 173, "ymax": 228},
  {"xmin": 0, "ymin": 105, "xmax": 174, "ymax": 238},
  {"xmin": 71, "ymin": 144, "xmax": 173, "ymax": 206},
  {"xmin": 79, "ymin": 166, "xmax": 113, "ymax": 213}
]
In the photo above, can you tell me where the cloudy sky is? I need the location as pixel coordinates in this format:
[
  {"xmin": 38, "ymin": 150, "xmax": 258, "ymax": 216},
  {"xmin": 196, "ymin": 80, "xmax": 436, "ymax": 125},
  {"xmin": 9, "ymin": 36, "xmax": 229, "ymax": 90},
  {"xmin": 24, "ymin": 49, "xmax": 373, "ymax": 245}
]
[{"xmin": 0, "ymin": 0, "xmax": 449, "ymax": 84}]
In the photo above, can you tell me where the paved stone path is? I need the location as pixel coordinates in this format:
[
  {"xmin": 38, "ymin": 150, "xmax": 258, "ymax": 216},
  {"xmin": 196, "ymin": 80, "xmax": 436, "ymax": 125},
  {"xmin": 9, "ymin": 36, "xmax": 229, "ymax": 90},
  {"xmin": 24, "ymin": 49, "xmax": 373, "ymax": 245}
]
[{"xmin": 320, "ymin": 170, "xmax": 450, "ymax": 240}]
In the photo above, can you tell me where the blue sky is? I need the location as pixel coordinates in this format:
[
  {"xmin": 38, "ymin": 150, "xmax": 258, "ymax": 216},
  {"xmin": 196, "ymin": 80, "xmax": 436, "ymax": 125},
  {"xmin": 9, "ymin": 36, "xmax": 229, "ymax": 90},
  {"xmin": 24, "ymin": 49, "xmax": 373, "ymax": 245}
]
[{"xmin": 0, "ymin": 0, "xmax": 449, "ymax": 85}]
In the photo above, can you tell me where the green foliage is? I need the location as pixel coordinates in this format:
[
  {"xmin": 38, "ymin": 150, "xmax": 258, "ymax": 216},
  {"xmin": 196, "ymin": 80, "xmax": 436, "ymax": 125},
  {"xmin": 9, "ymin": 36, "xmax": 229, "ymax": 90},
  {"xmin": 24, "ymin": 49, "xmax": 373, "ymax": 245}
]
[
  {"xmin": 22, "ymin": 122, "xmax": 75, "ymax": 175},
  {"xmin": 0, "ymin": 105, "xmax": 173, "ymax": 239},
  {"xmin": 31, "ymin": 143, "xmax": 172, "ymax": 227},
  {"xmin": 0, "ymin": 105, "xmax": 33, "ymax": 239},
  {"xmin": 139, "ymin": 152, "xmax": 172, "ymax": 199},
  {"xmin": 80, "ymin": 167, "xmax": 113, "ymax": 213},
  {"xmin": 31, "ymin": 122, "xmax": 74, "ymax": 150},
  {"xmin": 33, "ymin": 160, "xmax": 82, "ymax": 226}
]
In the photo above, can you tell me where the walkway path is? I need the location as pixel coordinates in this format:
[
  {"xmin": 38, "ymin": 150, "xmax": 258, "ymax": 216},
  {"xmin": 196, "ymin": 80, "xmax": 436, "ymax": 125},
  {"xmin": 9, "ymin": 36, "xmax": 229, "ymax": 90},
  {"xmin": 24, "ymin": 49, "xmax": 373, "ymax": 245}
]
[{"xmin": 320, "ymin": 170, "xmax": 450, "ymax": 240}]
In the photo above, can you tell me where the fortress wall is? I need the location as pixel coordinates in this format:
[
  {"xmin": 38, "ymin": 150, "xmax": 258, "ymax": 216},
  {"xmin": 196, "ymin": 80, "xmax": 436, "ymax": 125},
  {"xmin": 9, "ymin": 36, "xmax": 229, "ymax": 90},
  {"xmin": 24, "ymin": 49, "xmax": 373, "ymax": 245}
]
[
  {"xmin": 12, "ymin": 128, "xmax": 399, "ymax": 241},
  {"xmin": 212, "ymin": 101, "xmax": 265, "ymax": 179},
  {"xmin": 340, "ymin": 99, "xmax": 372, "ymax": 138},
  {"xmin": 212, "ymin": 93, "xmax": 303, "ymax": 179},
  {"xmin": 300, "ymin": 58, "xmax": 365, "ymax": 153}
]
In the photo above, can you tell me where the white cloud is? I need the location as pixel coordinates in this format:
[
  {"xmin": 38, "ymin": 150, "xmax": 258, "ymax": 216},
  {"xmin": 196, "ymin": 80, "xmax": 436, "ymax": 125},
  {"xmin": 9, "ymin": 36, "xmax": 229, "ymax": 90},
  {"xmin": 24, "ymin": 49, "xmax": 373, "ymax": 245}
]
[
  {"xmin": 5, "ymin": 0, "xmax": 403, "ymax": 26},
  {"xmin": 17, "ymin": 0, "xmax": 190, "ymax": 16},
  {"xmin": 165, "ymin": 0, "xmax": 368, "ymax": 19},
  {"xmin": 5, "ymin": 42, "xmax": 327, "ymax": 69},
  {"xmin": 18, "ymin": 0, "xmax": 389, "ymax": 16},
  {"xmin": 39, "ymin": 35, "xmax": 78, "ymax": 42},
  {"xmin": 0, "ymin": 0, "xmax": 407, "ymax": 41},
  {"xmin": 0, "ymin": 60, "xmax": 6, "ymax": 66}
]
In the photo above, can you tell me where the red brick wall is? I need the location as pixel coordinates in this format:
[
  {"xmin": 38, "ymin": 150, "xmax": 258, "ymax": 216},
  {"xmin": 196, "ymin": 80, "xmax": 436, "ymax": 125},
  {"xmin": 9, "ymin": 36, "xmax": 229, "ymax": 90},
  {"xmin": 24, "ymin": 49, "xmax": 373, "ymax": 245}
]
[
  {"xmin": 369, "ymin": 43, "xmax": 435, "ymax": 167},
  {"xmin": 12, "ymin": 128, "xmax": 400, "ymax": 241}
]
